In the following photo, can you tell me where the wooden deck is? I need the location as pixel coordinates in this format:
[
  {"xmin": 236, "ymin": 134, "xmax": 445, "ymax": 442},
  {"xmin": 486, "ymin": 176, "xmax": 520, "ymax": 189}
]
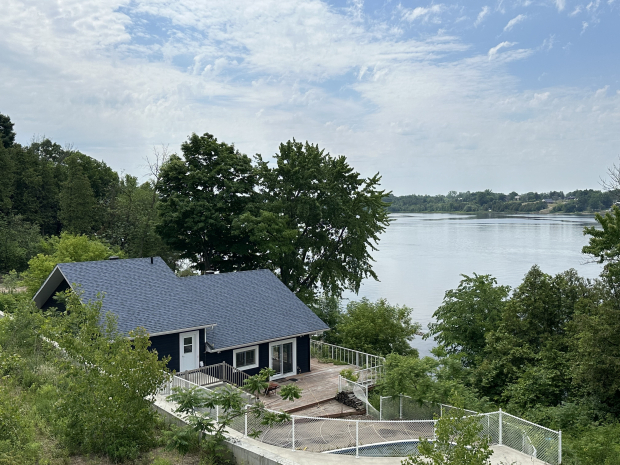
[{"xmin": 257, "ymin": 358, "xmax": 360, "ymax": 417}]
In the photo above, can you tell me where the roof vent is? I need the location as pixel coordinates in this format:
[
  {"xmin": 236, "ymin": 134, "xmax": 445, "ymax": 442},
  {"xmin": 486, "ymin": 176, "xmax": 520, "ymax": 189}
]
[
  {"xmin": 108, "ymin": 256, "xmax": 120, "ymax": 260},
  {"xmin": 150, "ymin": 257, "xmax": 154, "ymax": 264}
]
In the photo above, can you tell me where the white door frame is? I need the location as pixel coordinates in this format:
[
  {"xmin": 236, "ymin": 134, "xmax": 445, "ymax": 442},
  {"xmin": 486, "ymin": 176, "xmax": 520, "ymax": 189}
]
[
  {"xmin": 179, "ymin": 330, "xmax": 199, "ymax": 372},
  {"xmin": 269, "ymin": 338, "xmax": 296, "ymax": 380}
]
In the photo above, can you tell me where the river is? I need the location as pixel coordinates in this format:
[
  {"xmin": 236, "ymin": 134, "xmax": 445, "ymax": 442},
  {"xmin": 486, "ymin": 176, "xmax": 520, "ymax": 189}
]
[{"xmin": 343, "ymin": 213, "xmax": 603, "ymax": 357}]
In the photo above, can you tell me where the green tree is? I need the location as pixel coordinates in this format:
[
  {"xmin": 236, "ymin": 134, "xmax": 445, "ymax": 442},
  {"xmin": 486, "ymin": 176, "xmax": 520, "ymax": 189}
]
[
  {"xmin": 337, "ymin": 298, "xmax": 420, "ymax": 356},
  {"xmin": 0, "ymin": 114, "xmax": 15, "ymax": 148},
  {"xmin": 103, "ymin": 174, "xmax": 171, "ymax": 260},
  {"xmin": 21, "ymin": 233, "xmax": 122, "ymax": 296},
  {"xmin": 243, "ymin": 140, "xmax": 390, "ymax": 301},
  {"xmin": 45, "ymin": 293, "xmax": 171, "ymax": 461},
  {"xmin": 427, "ymin": 274, "xmax": 509, "ymax": 367},
  {"xmin": 157, "ymin": 133, "xmax": 256, "ymax": 273},
  {"xmin": 58, "ymin": 155, "xmax": 97, "ymax": 234},
  {"xmin": 402, "ymin": 395, "xmax": 492, "ymax": 465},
  {"xmin": 0, "ymin": 215, "xmax": 42, "ymax": 274},
  {"xmin": 582, "ymin": 205, "xmax": 620, "ymax": 269}
]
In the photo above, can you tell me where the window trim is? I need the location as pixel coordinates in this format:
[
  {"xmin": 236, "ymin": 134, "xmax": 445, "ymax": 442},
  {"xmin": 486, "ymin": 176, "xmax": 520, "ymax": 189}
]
[{"xmin": 232, "ymin": 345, "xmax": 259, "ymax": 370}]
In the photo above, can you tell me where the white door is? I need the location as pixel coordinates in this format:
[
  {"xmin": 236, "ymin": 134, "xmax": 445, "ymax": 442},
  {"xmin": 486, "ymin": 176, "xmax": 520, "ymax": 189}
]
[{"xmin": 179, "ymin": 331, "xmax": 199, "ymax": 372}]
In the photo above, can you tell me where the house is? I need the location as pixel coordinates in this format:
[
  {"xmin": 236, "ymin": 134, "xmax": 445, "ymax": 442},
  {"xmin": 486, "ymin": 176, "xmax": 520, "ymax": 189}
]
[{"xmin": 32, "ymin": 257, "xmax": 329, "ymax": 378}]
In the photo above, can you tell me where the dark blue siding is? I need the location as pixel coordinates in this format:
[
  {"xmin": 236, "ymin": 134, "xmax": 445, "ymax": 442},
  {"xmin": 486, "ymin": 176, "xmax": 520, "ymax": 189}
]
[
  {"xmin": 150, "ymin": 333, "xmax": 313, "ymax": 376},
  {"xmin": 297, "ymin": 334, "xmax": 311, "ymax": 373},
  {"xmin": 150, "ymin": 332, "xmax": 181, "ymax": 373},
  {"xmin": 41, "ymin": 280, "xmax": 70, "ymax": 312}
]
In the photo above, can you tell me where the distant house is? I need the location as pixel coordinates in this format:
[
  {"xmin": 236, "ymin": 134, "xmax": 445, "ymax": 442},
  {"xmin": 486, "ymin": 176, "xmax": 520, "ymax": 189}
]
[
  {"xmin": 543, "ymin": 199, "xmax": 554, "ymax": 204},
  {"xmin": 566, "ymin": 196, "xmax": 577, "ymax": 201},
  {"xmin": 514, "ymin": 195, "xmax": 521, "ymax": 201},
  {"xmin": 33, "ymin": 257, "xmax": 329, "ymax": 377}
]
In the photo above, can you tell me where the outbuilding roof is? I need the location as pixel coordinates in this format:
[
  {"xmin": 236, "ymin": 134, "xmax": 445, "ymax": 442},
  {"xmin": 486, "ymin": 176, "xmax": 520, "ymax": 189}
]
[{"xmin": 33, "ymin": 257, "xmax": 328, "ymax": 350}]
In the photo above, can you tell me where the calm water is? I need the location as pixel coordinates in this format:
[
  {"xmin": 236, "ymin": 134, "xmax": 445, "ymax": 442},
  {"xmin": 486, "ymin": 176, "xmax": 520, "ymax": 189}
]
[{"xmin": 343, "ymin": 213, "xmax": 602, "ymax": 357}]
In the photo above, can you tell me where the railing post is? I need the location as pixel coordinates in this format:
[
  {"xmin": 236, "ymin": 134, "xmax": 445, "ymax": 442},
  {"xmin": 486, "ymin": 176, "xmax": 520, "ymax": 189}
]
[
  {"xmin": 433, "ymin": 420, "xmax": 436, "ymax": 441},
  {"xmin": 291, "ymin": 416, "xmax": 295, "ymax": 450},
  {"xmin": 399, "ymin": 394, "xmax": 403, "ymax": 420},
  {"xmin": 244, "ymin": 404, "xmax": 248, "ymax": 437},
  {"xmin": 216, "ymin": 405, "xmax": 219, "ymax": 423},
  {"xmin": 499, "ymin": 408, "xmax": 503, "ymax": 446},
  {"xmin": 355, "ymin": 420, "xmax": 359, "ymax": 458},
  {"xmin": 559, "ymin": 430, "xmax": 562, "ymax": 464},
  {"xmin": 440, "ymin": 404, "xmax": 443, "ymax": 418},
  {"xmin": 380, "ymin": 396, "xmax": 382, "ymax": 421}
]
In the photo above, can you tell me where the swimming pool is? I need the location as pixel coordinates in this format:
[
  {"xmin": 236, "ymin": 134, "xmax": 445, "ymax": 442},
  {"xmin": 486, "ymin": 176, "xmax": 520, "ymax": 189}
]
[{"xmin": 327, "ymin": 440, "xmax": 424, "ymax": 457}]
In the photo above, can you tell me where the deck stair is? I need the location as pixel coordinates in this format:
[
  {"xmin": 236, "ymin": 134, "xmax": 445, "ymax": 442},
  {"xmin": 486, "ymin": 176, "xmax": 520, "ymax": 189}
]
[{"xmin": 177, "ymin": 361, "xmax": 250, "ymax": 388}]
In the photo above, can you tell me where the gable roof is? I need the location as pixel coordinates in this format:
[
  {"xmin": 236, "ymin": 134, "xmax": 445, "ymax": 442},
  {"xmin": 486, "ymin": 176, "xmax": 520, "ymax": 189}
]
[{"xmin": 33, "ymin": 257, "xmax": 329, "ymax": 351}]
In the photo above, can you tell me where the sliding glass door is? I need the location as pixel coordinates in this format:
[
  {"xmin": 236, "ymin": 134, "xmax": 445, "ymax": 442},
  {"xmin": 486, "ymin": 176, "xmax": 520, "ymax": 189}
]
[{"xmin": 270, "ymin": 339, "xmax": 296, "ymax": 379}]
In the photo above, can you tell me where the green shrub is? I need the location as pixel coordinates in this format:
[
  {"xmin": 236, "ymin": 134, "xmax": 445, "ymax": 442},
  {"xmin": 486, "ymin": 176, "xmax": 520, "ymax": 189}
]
[{"xmin": 339, "ymin": 368, "xmax": 359, "ymax": 382}]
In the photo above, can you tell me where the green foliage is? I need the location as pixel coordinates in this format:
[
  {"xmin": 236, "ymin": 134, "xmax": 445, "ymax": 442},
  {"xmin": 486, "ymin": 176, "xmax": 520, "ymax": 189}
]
[
  {"xmin": 164, "ymin": 425, "xmax": 200, "ymax": 459},
  {"xmin": 0, "ymin": 114, "xmax": 15, "ymax": 149},
  {"xmin": 157, "ymin": 133, "xmax": 256, "ymax": 274},
  {"xmin": 339, "ymin": 368, "xmax": 359, "ymax": 382},
  {"xmin": 582, "ymin": 205, "xmax": 620, "ymax": 267},
  {"xmin": 387, "ymin": 189, "xmax": 612, "ymax": 213},
  {"xmin": 58, "ymin": 154, "xmax": 98, "ymax": 234},
  {"xmin": 243, "ymin": 139, "xmax": 390, "ymax": 301},
  {"xmin": 21, "ymin": 232, "xmax": 122, "ymax": 296},
  {"xmin": 167, "ymin": 384, "xmax": 293, "ymax": 464},
  {"xmin": 243, "ymin": 367, "xmax": 276, "ymax": 397},
  {"xmin": 43, "ymin": 292, "xmax": 171, "ymax": 460},
  {"xmin": 0, "ymin": 215, "xmax": 42, "ymax": 274},
  {"xmin": 337, "ymin": 298, "xmax": 420, "ymax": 356},
  {"xmin": 402, "ymin": 396, "xmax": 492, "ymax": 465},
  {"xmin": 427, "ymin": 274, "xmax": 509, "ymax": 367},
  {"xmin": 562, "ymin": 423, "xmax": 620, "ymax": 465},
  {"xmin": 103, "ymin": 174, "xmax": 173, "ymax": 260},
  {"xmin": 307, "ymin": 293, "xmax": 342, "ymax": 343},
  {"xmin": 279, "ymin": 384, "xmax": 302, "ymax": 401}
]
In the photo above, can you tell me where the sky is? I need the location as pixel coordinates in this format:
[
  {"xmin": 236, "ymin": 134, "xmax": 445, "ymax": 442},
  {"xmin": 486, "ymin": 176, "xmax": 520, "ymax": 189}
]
[{"xmin": 1, "ymin": 0, "xmax": 619, "ymax": 195}]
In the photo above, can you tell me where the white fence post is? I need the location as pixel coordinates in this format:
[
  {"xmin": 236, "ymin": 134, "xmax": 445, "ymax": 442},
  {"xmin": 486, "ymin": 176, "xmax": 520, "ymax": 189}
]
[
  {"xmin": 292, "ymin": 416, "xmax": 295, "ymax": 450},
  {"xmin": 559, "ymin": 430, "xmax": 562, "ymax": 464},
  {"xmin": 499, "ymin": 408, "xmax": 503, "ymax": 446},
  {"xmin": 399, "ymin": 394, "xmax": 403, "ymax": 420},
  {"xmin": 440, "ymin": 404, "xmax": 443, "ymax": 418},
  {"xmin": 216, "ymin": 405, "xmax": 219, "ymax": 423},
  {"xmin": 380, "ymin": 397, "xmax": 382, "ymax": 421},
  {"xmin": 433, "ymin": 419, "xmax": 436, "ymax": 441},
  {"xmin": 356, "ymin": 420, "xmax": 359, "ymax": 458},
  {"xmin": 244, "ymin": 405, "xmax": 248, "ymax": 437}
]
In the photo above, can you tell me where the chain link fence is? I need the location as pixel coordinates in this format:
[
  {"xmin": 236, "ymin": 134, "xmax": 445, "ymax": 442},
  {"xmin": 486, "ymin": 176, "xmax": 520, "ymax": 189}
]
[{"xmin": 157, "ymin": 375, "xmax": 561, "ymax": 463}]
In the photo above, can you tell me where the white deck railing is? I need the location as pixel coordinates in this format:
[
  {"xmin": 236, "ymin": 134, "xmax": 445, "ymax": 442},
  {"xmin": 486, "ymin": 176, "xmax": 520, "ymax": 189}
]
[
  {"xmin": 177, "ymin": 361, "xmax": 250, "ymax": 388},
  {"xmin": 310, "ymin": 340, "xmax": 385, "ymax": 369}
]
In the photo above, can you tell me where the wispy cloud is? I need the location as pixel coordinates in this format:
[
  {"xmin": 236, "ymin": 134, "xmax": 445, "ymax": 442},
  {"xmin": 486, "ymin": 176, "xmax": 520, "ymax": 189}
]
[
  {"xmin": 474, "ymin": 6, "xmax": 490, "ymax": 26},
  {"xmin": 401, "ymin": 4, "xmax": 445, "ymax": 22},
  {"xmin": 488, "ymin": 41, "xmax": 516, "ymax": 58},
  {"xmin": 504, "ymin": 14, "xmax": 527, "ymax": 32},
  {"xmin": 555, "ymin": 0, "xmax": 566, "ymax": 11}
]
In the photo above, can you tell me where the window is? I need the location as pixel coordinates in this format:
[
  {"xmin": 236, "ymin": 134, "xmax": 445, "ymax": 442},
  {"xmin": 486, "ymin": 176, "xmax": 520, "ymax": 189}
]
[
  {"xmin": 183, "ymin": 337, "xmax": 193, "ymax": 354},
  {"xmin": 232, "ymin": 346, "xmax": 259, "ymax": 370}
]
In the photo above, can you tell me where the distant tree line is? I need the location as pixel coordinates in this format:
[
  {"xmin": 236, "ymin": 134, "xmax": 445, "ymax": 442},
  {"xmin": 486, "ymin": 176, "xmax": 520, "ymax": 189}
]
[{"xmin": 386, "ymin": 189, "xmax": 618, "ymax": 214}]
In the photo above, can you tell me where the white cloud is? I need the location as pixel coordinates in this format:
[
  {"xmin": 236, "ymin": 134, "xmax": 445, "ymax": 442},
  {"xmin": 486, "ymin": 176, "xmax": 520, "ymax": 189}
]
[
  {"xmin": 570, "ymin": 5, "xmax": 583, "ymax": 15},
  {"xmin": 474, "ymin": 6, "xmax": 490, "ymax": 26},
  {"xmin": 503, "ymin": 14, "xmax": 527, "ymax": 32},
  {"xmin": 555, "ymin": 0, "xmax": 566, "ymax": 11},
  {"xmin": 581, "ymin": 21, "xmax": 589, "ymax": 33},
  {"xmin": 401, "ymin": 4, "xmax": 445, "ymax": 22},
  {"xmin": 0, "ymin": 0, "xmax": 619, "ymax": 196},
  {"xmin": 488, "ymin": 41, "xmax": 516, "ymax": 58}
]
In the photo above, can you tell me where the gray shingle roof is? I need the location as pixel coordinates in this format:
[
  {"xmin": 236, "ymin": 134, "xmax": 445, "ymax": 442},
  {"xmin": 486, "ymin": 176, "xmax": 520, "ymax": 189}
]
[{"xmin": 52, "ymin": 257, "xmax": 328, "ymax": 350}]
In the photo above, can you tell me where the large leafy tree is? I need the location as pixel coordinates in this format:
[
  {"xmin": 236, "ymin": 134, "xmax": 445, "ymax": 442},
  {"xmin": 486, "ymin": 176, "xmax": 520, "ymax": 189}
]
[
  {"xmin": 157, "ymin": 133, "xmax": 256, "ymax": 273},
  {"xmin": 241, "ymin": 140, "xmax": 390, "ymax": 301},
  {"xmin": 337, "ymin": 298, "xmax": 420, "ymax": 356},
  {"xmin": 427, "ymin": 274, "xmax": 509, "ymax": 367}
]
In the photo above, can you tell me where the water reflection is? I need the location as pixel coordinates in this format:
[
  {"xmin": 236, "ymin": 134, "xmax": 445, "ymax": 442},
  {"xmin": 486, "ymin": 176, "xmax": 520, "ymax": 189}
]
[{"xmin": 343, "ymin": 213, "xmax": 602, "ymax": 357}]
